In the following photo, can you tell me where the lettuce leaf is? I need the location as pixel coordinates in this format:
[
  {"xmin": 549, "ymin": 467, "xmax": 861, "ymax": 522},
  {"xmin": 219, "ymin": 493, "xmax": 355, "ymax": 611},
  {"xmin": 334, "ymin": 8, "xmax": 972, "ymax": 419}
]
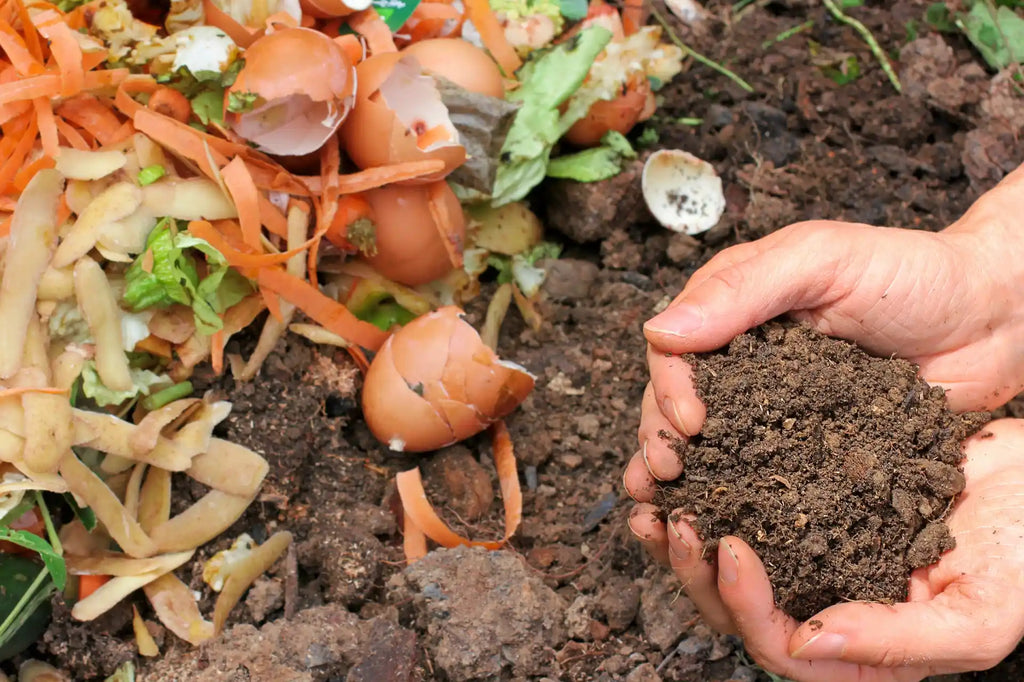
[
  {"xmin": 491, "ymin": 26, "xmax": 613, "ymax": 206},
  {"xmin": 546, "ymin": 130, "xmax": 637, "ymax": 182},
  {"xmin": 80, "ymin": 361, "xmax": 170, "ymax": 407},
  {"xmin": 123, "ymin": 219, "xmax": 253, "ymax": 335}
]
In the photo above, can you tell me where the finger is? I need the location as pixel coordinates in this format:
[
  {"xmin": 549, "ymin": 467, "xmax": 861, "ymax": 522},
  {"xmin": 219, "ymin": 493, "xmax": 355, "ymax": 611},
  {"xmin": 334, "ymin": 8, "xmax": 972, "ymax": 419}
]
[
  {"xmin": 716, "ymin": 536, "xmax": 872, "ymax": 681},
  {"xmin": 623, "ymin": 449, "xmax": 658, "ymax": 503},
  {"xmin": 628, "ymin": 503, "xmax": 670, "ymax": 566},
  {"xmin": 643, "ymin": 221, "xmax": 858, "ymax": 354},
  {"xmin": 647, "ymin": 346, "xmax": 706, "ymax": 436},
  {"xmin": 666, "ymin": 514, "xmax": 735, "ymax": 634},
  {"xmin": 674, "ymin": 239, "xmax": 766, "ymax": 301},
  {"xmin": 787, "ymin": 582, "xmax": 1017, "ymax": 672},
  {"xmin": 638, "ymin": 380, "xmax": 690, "ymax": 477}
]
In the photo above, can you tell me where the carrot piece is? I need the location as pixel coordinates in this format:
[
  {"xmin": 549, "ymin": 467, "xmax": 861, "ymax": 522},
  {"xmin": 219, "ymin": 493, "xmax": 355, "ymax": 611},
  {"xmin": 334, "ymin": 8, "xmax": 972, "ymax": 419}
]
[
  {"xmin": 427, "ymin": 180, "xmax": 462, "ymax": 268},
  {"xmin": 331, "ymin": 159, "xmax": 445, "ymax": 194},
  {"xmin": 257, "ymin": 194, "xmax": 289, "ymax": 237},
  {"xmin": 220, "ymin": 158, "xmax": 263, "ymax": 249},
  {"xmin": 133, "ymin": 109, "xmax": 229, "ymax": 179},
  {"xmin": 395, "ymin": 420, "xmax": 522, "ymax": 555},
  {"xmin": 82, "ymin": 68, "xmax": 128, "ymax": 90},
  {"xmin": 0, "ymin": 386, "xmax": 69, "ymax": 399},
  {"xmin": 0, "ymin": 73, "xmax": 61, "ymax": 105},
  {"xmin": 13, "ymin": 0, "xmax": 43, "ymax": 61},
  {"xmin": 405, "ymin": 3, "xmax": 463, "ymax": 43},
  {"xmin": 32, "ymin": 10, "xmax": 86, "ymax": 97},
  {"xmin": 55, "ymin": 118, "xmax": 91, "ymax": 150},
  {"xmin": 187, "ymin": 219, "xmax": 323, "ymax": 270},
  {"xmin": 0, "ymin": 116, "xmax": 38, "ymax": 194},
  {"xmin": 256, "ymin": 267, "xmax": 389, "ymax": 350},
  {"xmin": 56, "ymin": 94, "xmax": 125, "ymax": 145},
  {"xmin": 334, "ymin": 34, "xmax": 364, "ymax": 64},
  {"xmin": 324, "ymin": 194, "xmax": 373, "ymax": 247},
  {"xmin": 114, "ymin": 75, "xmax": 158, "ymax": 120},
  {"xmin": 346, "ymin": 9, "xmax": 398, "ymax": 55},
  {"xmin": 402, "ymin": 513, "xmax": 429, "ymax": 562},
  {"xmin": 346, "ymin": 345, "xmax": 369, "ymax": 373},
  {"xmin": 259, "ymin": 283, "xmax": 284, "ymax": 323},
  {"xmin": 146, "ymin": 86, "xmax": 192, "ymax": 123},
  {"xmin": 210, "ymin": 330, "xmax": 225, "ymax": 375},
  {"xmin": 80, "ymin": 50, "xmax": 108, "ymax": 72},
  {"xmin": 135, "ymin": 335, "xmax": 173, "ymax": 358},
  {"xmin": 13, "ymin": 155, "xmax": 55, "ymax": 192},
  {"xmin": 462, "ymin": 0, "xmax": 521, "ymax": 76},
  {"xmin": 78, "ymin": 574, "xmax": 112, "ymax": 600},
  {"xmin": 0, "ymin": 18, "xmax": 44, "ymax": 76},
  {"xmin": 621, "ymin": 0, "xmax": 647, "ymax": 35},
  {"xmin": 33, "ymin": 97, "xmax": 59, "ymax": 158}
]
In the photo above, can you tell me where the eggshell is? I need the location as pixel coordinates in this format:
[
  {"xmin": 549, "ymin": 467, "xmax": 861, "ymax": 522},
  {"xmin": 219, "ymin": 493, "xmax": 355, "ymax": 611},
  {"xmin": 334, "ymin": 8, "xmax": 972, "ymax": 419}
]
[
  {"xmin": 339, "ymin": 53, "xmax": 465, "ymax": 182},
  {"xmin": 298, "ymin": 0, "xmax": 371, "ymax": 18},
  {"xmin": 565, "ymin": 75, "xmax": 654, "ymax": 147},
  {"xmin": 361, "ymin": 306, "xmax": 535, "ymax": 452},
  {"xmin": 361, "ymin": 181, "xmax": 465, "ymax": 287},
  {"xmin": 226, "ymin": 28, "xmax": 355, "ymax": 156},
  {"xmin": 401, "ymin": 39, "xmax": 505, "ymax": 98},
  {"xmin": 641, "ymin": 149, "xmax": 725, "ymax": 235}
]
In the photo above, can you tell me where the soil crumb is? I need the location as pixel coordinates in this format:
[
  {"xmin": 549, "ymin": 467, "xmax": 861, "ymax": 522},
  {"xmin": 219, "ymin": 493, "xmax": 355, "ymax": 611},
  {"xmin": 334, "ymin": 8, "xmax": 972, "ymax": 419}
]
[{"xmin": 657, "ymin": 320, "xmax": 989, "ymax": 621}]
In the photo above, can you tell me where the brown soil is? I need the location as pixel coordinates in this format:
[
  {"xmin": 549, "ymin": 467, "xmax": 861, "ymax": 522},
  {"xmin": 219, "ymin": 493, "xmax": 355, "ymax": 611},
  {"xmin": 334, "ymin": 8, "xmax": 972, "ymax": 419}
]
[
  {"xmin": 9, "ymin": 0, "xmax": 1024, "ymax": 680},
  {"xmin": 657, "ymin": 320, "xmax": 989, "ymax": 621}
]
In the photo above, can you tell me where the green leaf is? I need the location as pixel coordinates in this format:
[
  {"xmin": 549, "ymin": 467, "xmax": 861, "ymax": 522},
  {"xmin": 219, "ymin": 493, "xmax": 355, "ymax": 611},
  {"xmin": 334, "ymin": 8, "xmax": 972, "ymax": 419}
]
[
  {"xmin": 0, "ymin": 499, "xmax": 35, "ymax": 529},
  {"xmin": 957, "ymin": 3, "xmax": 1024, "ymax": 69},
  {"xmin": 840, "ymin": 0, "xmax": 863, "ymax": 6},
  {"xmin": 822, "ymin": 55, "xmax": 861, "ymax": 85},
  {"xmin": 0, "ymin": 529, "xmax": 66, "ymax": 590},
  {"xmin": 546, "ymin": 130, "xmax": 636, "ymax": 182},
  {"xmin": 80, "ymin": 361, "xmax": 170, "ymax": 408},
  {"xmin": 227, "ymin": 91, "xmax": 258, "ymax": 113},
  {"xmin": 138, "ymin": 165, "xmax": 166, "ymax": 186},
  {"xmin": 190, "ymin": 88, "xmax": 226, "ymax": 126},
  {"xmin": 491, "ymin": 26, "xmax": 614, "ymax": 206},
  {"xmin": 925, "ymin": 2, "xmax": 957, "ymax": 32},
  {"xmin": 63, "ymin": 493, "xmax": 98, "ymax": 532},
  {"xmin": 104, "ymin": 662, "xmax": 137, "ymax": 682},
  {"xmin": 558, "ymin": 0, "xmax": 588, "ymax": 20},
  {"xmin": 0, "ymin": 556, "xmax": 54, "ymax": 662}
]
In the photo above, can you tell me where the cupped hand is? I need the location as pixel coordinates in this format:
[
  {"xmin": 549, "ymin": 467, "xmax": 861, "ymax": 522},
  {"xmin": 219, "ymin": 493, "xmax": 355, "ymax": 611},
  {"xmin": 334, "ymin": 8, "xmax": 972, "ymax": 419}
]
[{"xmin": 632, "ymin": 419, "xmax": 1024, "ymax": 681}]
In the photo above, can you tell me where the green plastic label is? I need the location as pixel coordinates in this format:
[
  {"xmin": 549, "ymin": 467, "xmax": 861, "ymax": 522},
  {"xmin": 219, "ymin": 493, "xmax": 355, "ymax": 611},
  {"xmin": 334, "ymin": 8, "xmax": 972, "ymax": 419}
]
[{"xmin": 373, "ymin": 0, "xmax": 421, "ymax": 31}]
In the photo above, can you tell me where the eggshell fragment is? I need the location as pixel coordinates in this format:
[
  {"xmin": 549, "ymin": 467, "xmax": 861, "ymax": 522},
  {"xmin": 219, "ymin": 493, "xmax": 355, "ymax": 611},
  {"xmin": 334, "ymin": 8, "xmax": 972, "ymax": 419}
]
[
  {"xmin": 361, "ymin": 306, "xmax": 535, "ymax": 453},
  {"xmin": 226, "ymin": 28, "xmax": 355, "ymax": 156},
  {"xmin": 298, "ymin": 0, "xmax": 371, "ymax": 18},
  {"xmin": 401, "ymin": 39, "xmax": 505, "ymax": 98},
  {"xmin": 641, "ymin": 149, "xmax": 726, "ymax": 235},
  {"xmin": 340, "ymin": 53, "xmax": 465, "ymax": 183},
  {"xmin": 360, "ymin": 180, "xmax": 465, "ymax": 286}
]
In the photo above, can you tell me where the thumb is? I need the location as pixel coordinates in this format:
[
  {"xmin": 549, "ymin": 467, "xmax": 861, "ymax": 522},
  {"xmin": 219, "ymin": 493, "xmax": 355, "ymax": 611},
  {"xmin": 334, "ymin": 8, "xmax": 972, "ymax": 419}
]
[{"xmin": 643, "ymin": 224, "xmax": 853, "ymax": 353}]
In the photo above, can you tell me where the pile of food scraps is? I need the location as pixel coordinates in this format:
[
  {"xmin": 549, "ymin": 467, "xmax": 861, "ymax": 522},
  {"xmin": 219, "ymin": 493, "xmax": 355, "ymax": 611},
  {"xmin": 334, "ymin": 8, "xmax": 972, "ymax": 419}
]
[{"xmin": 0, "ymin": 0, "xmax": 722, "ymax": 674}]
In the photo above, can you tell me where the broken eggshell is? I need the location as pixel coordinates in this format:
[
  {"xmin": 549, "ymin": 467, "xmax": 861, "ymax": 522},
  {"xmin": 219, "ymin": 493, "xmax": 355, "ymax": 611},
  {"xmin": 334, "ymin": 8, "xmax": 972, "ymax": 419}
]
[
  {"xmin": 641, "ymin": 149, "xmax": 726, "ymax": 235},
  {"xmin": 225, "ymin": 27, "xmax": 356, "ymax": 157},
  {"xmin": 339, "ymin": 53, "xmax": 465, "ymax": 183},
  {"xmin": 298, "ymin": 0, "xmax": 371, "ymax": 19},
  {"xmin": 361, "ymin": 306, "xmax": 535, "ymax": 452},
  {"xmin": 400, "ymin": 39, "xmax": 505, "ymax": 99},
  {"xmin": 360, "ymin": 180, "xmax": 466, "ymax": 287}
]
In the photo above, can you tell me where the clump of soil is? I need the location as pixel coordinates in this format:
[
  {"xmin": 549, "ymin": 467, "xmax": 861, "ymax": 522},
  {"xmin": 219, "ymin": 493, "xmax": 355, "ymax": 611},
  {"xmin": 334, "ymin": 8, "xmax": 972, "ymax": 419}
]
[{"xmin": 658, "ymin": 320, "xmax": 990, "ymax": 621}]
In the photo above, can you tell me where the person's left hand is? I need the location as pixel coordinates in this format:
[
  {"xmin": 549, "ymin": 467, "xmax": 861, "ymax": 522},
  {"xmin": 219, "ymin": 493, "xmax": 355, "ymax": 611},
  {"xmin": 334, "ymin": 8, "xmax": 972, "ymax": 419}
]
[{"xmin": 627, "ymin": 418, "xmax": 1024, "ymax": 682}]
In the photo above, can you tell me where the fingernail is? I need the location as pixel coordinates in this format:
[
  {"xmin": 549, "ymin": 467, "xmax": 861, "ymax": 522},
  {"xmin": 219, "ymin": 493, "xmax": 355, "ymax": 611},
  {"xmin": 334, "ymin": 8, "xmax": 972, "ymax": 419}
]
[
  {"xmin": 719, "ymin": 540, "xmax": 739, "ymax": 584},
  {"xmin": 791, "ymin": 632, "xmax": 848, "ymax": 660},
  {"xmin": 662, "ymin": 398, "xmax": 689, "ymax": 436},
  {"xmin": 641, "ymin": 440, "xmax": 666, "ymax": 482},
  {"xmin": 668, "ymin": 522, "xmax": 692, "ymax": 562},
  {"xmin": 645, "ymin": 304, "xmax": 704, "ymax": 338},
  {"xmin": 623, "ymin": 468, "xmax": 639, "ymax": 501}
]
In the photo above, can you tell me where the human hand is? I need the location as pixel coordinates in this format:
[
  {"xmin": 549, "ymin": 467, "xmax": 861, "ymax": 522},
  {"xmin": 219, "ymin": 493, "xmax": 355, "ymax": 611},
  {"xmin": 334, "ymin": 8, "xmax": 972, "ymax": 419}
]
[{"xmin": 635, "ymin": 419, "xmax": 1024, "ymax": 681}]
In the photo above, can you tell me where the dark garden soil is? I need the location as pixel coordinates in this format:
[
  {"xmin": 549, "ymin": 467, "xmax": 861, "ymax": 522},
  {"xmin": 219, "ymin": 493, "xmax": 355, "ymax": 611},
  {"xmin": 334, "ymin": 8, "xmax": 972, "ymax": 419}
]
[
  {"xmin": 15, "ymin": 0, "xmax": 1024, "ymax": 680},
  {"xmin": 656, "ymin": 321, "xmax": 989, "ymax": 622}
]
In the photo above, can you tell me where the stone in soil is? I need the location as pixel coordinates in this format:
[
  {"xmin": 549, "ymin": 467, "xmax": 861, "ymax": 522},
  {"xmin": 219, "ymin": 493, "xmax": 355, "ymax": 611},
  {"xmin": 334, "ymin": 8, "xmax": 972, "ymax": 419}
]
[{"xmin": 657, "ymin": 320, "xmax": 990, "ymax": 621}]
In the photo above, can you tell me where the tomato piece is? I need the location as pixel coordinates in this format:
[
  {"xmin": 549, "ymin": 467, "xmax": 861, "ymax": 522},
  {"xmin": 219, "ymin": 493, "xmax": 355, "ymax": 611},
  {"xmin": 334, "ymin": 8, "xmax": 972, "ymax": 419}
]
[{"xmin": 0, "ymin": 507, "xmax": 46, "ymax": 556}]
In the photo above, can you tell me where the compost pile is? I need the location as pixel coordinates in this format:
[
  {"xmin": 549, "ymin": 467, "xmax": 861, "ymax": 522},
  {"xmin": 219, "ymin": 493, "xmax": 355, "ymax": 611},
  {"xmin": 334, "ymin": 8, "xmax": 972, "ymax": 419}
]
[{"xmin": 658, "ymin": 320, "xmax": 991, "ymax": 621}]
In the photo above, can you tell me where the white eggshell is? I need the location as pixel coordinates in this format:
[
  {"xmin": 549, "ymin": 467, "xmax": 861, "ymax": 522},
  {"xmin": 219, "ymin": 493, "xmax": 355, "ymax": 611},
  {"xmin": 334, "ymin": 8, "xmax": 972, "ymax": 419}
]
[
  {"xmin": 172, "ymin": 26, "xmax": 239, "ymax": 75},
  {"xmin": 641, "ymin": 149, "xmax": 725, "ymax": 235}
]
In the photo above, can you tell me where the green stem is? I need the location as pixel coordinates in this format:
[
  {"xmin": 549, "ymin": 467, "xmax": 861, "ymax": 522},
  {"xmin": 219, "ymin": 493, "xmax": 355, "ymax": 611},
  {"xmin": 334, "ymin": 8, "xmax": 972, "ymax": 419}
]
[
  {"xmin": 33, "ymin": 490, "xmax": 62, "ymax": 556},
  {"xmin": 0, "ymin": 566, "xmax": 48, "ymax": 636},
  {"xmin": 141, "ymin": 381, "xmax": 194, "ymax": 411},
  {"xmin": 762, "ymin": 20, "xmax": 814, "ymax": 49},
  {"xmin": 650, "ymin": 6, "xmax": 755, "ymax": 93},
  {"xmin": 821, "ymin": 0, "xmax": 902, "ymax": 93}
]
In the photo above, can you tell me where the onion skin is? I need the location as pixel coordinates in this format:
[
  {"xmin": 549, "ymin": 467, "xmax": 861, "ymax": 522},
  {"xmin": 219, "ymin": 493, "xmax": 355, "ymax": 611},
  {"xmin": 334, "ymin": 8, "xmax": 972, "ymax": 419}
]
[
  {"xmin": 565, "ymin": 75, "xmax": 654, "ymax": 148},
  {"xmin": 361, "ymin": 306, "xmax": 535, "ymax": 452}
]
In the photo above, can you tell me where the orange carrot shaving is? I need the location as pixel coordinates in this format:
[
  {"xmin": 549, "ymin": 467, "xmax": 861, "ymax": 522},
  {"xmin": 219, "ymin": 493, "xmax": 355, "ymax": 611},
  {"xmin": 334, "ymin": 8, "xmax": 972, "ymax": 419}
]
[
  {"xmin": 55, "ymin": 117, "xmax": 90, "ymax": 150},
  {"xmin": 309, "ymin": 159, "xmax": 446, "ymax": 194},
  {"xmin": 13, "ymin": 154, "xmax": 55, "ymax": 192},
  {"xmin": 32, "ymin": 10, "xmax": 85, "ymax": 97},
  {"xmin": 220, "ymin": 157, "xmax": 263, "ymax": 250},
  {"xmin": 396, "ymin": 420, "xmax": 522, "ymax": 560},
  {"xmin": 621, "ymin": 0, "xmax": 646, "ymax": 35},
  {"xmin": 462, "ymin": 0, "xmax": 521, "ymax": 76},
  {"xmin": 0, "ymin": 18, "xmax": 44, "ymax": 76},
  {"xmin": 134, "ymin": 335, "xmax": 173, "ymax": 358},
  {"xmin": 211, "ymin": 330, "xmax": 225, "ymax": 375},
  {"xmin": 324, "ymin": 194, "xmax": 373, "ymax": 248},
  {"xmin": 12, "ymin": 0, "xmax": 42, "ymax": 62},
  {"xmin": 187, "ymin": 219, "xmax": 326, "ymax": 270},
  {"xmin": 146, "ymin": 86, "xmax": 192, "ymax": 123},
  {"xmin": 405, "ymin": 3, "xmax": 464, "ymax": 43},
  {"xmin": 347, "ymin": 345, "xmax": 370, "ymax": 374},
  {"xmin": 32, "ymin": 96, "xmax": 59, "ymax": 158},
  {"xmin": 0, "ymin": 115, "xmax": 38, "ymax": 194},
  {"xmin": 114, "ymin": 75, "xmax": 158, "ymax": 120},
  {"xmin": 347, "ymin": 9, "xmax": 398, "ymax": 55},
  {"xmin": 78, "ymin": 574, "xmax": 112, "ymax": 600},
  {"xmin": 0, "ymin": 386, "xmax": 69, "ymax": 399},
  {"xmin": 402, "ymin": 513, "xmax": 428, "ymax": 563},
  {"xmin": 257, "ymin": 267, "xmax": 389, "ymax": 350},
  {"xmin": 260, "ymin": 283, "xmax": 284, "ymax": 323},
  {"xmin": 427, "ymin": 181, "xmax": 462, "ymax": 268},
  {"xmin": 133, "ymin": 109, "xmax": 229, "ymax": 180},
  {"xmin": 0, "ymin": 73, "xmax": 60, "ymax": 105},
  {"xmin": 56, "ymin": 94, "xmax": 124, "ymax": 146}
]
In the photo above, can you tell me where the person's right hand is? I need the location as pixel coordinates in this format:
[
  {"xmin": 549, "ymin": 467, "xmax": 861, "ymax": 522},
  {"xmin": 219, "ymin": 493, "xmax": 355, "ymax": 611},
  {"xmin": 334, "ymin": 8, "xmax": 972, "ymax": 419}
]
[{"xmin": 625, "ymin": 168, "xmax": 1024, "ymax": 514}]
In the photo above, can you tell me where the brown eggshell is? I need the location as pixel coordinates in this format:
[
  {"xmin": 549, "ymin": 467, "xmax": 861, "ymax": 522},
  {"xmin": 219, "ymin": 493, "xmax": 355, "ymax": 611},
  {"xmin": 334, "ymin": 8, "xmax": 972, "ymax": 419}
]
[
  {"xmin": 361, "ymin": 181, "xmax": 465, "ymax": 287},
  {"xmin": 298, "ymin": 0, "xmax": 370, "ymax": 19},
  {"xmin": 564, "ymin": 75, "xmax": 652, "ymax": 148},
  {"xmin": 361, "ymin": 306, "xmax": 535, "ymax": 452},
  {"xmin": 400, "ymin": 39, "xmax": 505, "ymax": 98},
  {"xmin": 339, "ymin": 53, "xmax": 465, "ymax": 182}
]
